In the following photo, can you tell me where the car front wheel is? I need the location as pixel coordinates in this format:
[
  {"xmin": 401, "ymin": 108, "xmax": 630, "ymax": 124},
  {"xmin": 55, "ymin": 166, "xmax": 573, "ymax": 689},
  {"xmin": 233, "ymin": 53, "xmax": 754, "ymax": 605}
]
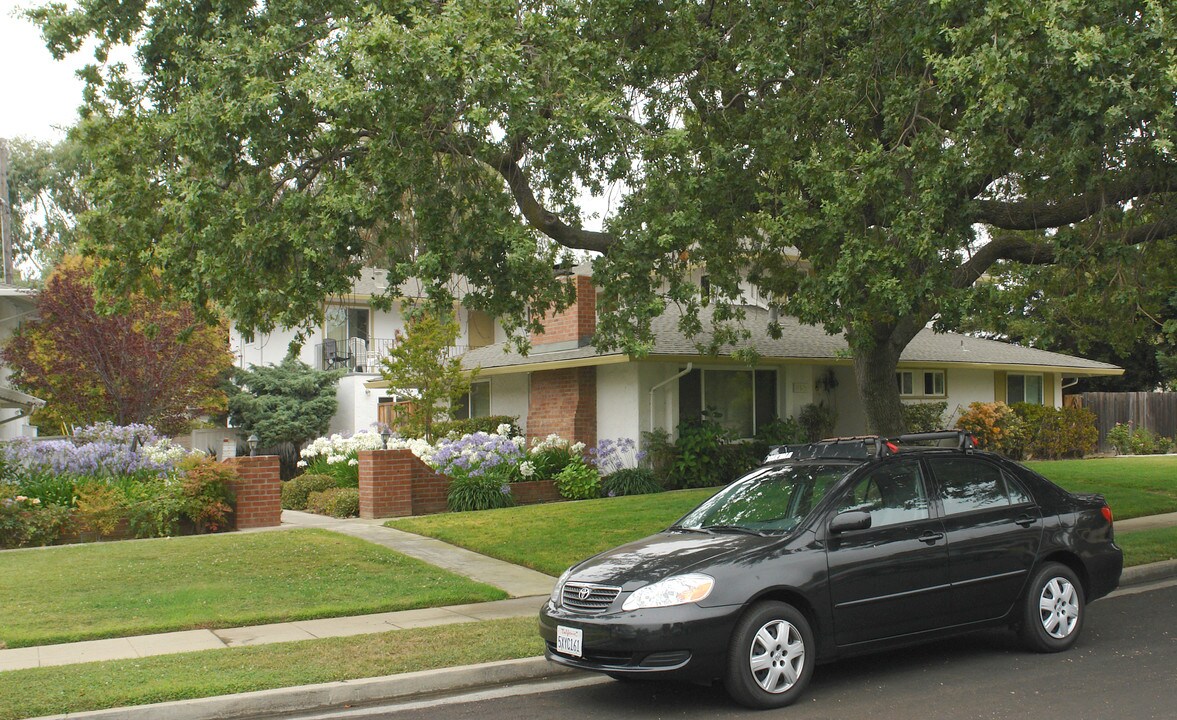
[
  {"xmin": 1020, "ymin": 561, "xmax": 1085, "ymax": 652},
  {"xmin": 724, "ymin": 601, "xmax": 814, "ymax": 709}
]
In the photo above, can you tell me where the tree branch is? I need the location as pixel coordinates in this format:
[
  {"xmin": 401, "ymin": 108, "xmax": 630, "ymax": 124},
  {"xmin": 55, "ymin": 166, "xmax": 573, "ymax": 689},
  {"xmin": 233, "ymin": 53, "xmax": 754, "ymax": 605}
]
[{"xmin": 964, "ymin": 168, "xmax": 1177, "ymax": 230}]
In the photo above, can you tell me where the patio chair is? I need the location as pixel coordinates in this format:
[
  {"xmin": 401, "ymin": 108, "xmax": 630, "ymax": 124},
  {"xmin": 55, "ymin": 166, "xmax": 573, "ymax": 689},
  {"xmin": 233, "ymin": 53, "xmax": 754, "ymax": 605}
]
[{"xmin": 323, "ymin": 338, "xmax": 352, "ymax": 370}]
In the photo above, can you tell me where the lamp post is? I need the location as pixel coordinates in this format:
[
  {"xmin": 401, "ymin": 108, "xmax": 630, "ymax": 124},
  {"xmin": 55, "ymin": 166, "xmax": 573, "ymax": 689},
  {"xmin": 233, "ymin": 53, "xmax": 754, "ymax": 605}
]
[
  {"xmin": 247, "ymin": 434, "xmax": 259, "ymax": 457},
  {"xmin": 380, "ymin": 426, "xmax": 391, "ymax": 449}
]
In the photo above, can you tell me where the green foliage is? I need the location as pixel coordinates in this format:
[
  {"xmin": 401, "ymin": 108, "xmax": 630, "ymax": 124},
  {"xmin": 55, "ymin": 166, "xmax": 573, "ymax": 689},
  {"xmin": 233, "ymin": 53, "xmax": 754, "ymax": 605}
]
[
  {"xmin": 1009, "ymin": 404, "xmax": 1099, "ymax": 460},
  {"xmin": 798, "ymin": 403, "xmax": 838, "ymax": 443},
  {"xmin": 73, "ymin": 482, "xmax": 126, "ymax": 537},
  {"xmin": 4, "ymin": 136, "xmax": 90, "ymax": 274},
  {"xmin": 14, "ymin": 471, "xmax": 77, "ymax": 507},
  {"xmin": 379, "ymin": 309, "xmax": 476, "ymax": 442},
  {"xmin": 228, "ymin": 353, "xmax": 343, "ymax": 450},
  {"xmin": 1108, "ymin": 423, "xmax": 1175, "ymax": 456},
  {"xmin": 302, "ymin": 456, "xmax": 359, "ymax": 488},
  {"xmin": 281, "ymin": 474, "xmax": 338, "ymax": 511},
  {"xmin": 528, "ymin": 446, "xmax": 579, "ymax": 482},
  {"xmin": 747, "ymin": 417, "xmax": 807, "ymax": 462},
  {"xmin": 428, "ymin": 416, "xmax": 521, "ymax": 440},
  {"xmin": 174, "ymin": 457, "xmax": 237, "ymax": 533},
  {"xmin": 447, "ymin": 475, "xmax": 515, "ymax": 513},
  {"xmin": 306, "ymin": 487, "xmax": 360, "ymax": 518},
  {"xmin": 553, "ymin": 459, "xmax": 601, "ymax": 500},
  {"xmin": 668, "ymin": 415, "xmax": 732, "ymax": 489},
  {"xmin": 0, "ymin": 488, "xmax": 74, "ymax": 549},
  {"xmin": 31, "ymin": 0, "xmax": 1177, "ymax": 439},
  {"xmin": 901, "ymin": 402, "xmax": 949, "ymax": 434},
  {"xmin": 600, "ymin": 468, "xmax": 663, "ymax": 498}
]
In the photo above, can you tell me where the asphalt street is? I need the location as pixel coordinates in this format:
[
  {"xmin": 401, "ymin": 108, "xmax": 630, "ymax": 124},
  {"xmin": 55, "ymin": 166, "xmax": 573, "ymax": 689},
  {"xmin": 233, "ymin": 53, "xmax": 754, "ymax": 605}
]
[{"xmin": 301, "ymin": 580, "xmax": 1177, "ymax": 720}]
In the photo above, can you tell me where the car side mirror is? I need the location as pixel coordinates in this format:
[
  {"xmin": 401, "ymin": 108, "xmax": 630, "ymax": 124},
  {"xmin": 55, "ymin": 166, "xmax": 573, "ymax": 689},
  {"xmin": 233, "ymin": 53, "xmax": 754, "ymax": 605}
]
[{"xmin": 829, "ymin": 510, "xmax": 872, "ymax": 534}]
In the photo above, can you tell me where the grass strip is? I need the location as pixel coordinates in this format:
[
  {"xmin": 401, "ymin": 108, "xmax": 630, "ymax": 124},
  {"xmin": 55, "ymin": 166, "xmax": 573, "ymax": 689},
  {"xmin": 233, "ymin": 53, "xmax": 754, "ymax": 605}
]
[
  {"xmin": 1119, "ymin": 526, "xmax": 1177, "ymax": 567},
  {"xmin": 389, "ymin": 488, "xmax": 719, "ymax": 576},
  {"xmin": 0, "ymin": 616, "xmax": 543, "ymax": 720},
  {"xmin": 0, "ymin": 528, "xmax": 506, "ymax": 649}
]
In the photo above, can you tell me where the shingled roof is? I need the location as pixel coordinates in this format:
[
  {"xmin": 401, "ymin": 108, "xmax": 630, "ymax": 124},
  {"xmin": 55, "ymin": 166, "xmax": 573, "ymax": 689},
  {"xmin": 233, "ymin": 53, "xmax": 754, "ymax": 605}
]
[{"xmin": 461, "ymin": 305, "xmax": 1122, "ymax": 376}]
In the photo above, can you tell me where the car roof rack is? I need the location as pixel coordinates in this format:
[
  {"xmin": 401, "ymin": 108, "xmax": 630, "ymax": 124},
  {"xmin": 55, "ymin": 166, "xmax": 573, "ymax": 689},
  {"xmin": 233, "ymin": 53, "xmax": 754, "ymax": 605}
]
[{"xmin": 763, "ymin": 430, "xmax": 976, "ymax": 463}]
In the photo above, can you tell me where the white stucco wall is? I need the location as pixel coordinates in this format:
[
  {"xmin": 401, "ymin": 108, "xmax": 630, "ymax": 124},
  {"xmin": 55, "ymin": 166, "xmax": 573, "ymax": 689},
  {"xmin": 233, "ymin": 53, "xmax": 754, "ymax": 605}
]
[
  {"xmin": 597, "ymin": 363, "xmax": 644, "ymax": 442},
  {"xmin": 489, "ymin": 373, "xmax": 530, "ymax": 431}
]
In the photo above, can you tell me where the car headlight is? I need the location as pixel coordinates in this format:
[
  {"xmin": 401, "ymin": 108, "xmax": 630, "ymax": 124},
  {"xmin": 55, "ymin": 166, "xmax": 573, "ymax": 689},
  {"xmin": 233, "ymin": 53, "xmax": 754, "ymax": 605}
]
[
  {"xmin": 550, "ymin": 568, "xmax": 573, "ymax": 607},
  {"xmin": 621, "ymin": 573, "xmax": 715, "ymax": 612}
]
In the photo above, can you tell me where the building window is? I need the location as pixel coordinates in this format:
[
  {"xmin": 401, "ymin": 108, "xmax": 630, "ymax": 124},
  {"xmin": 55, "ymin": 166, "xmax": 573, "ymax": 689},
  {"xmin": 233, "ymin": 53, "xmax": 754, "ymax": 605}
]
[
  {"xmin": 454, "ymin": 381, "xmax": 492, "ymax": 419},
  {"xmin": 896, "ymin": 370, "xmax": 945, "ymax": 398},
  {"xmin": 1007, "ymin": 374, "xmax": 1043, "ymax": 405},
  {"xmin": 679, "ymin": 368, "xmax": 778, "ymax": 438}
]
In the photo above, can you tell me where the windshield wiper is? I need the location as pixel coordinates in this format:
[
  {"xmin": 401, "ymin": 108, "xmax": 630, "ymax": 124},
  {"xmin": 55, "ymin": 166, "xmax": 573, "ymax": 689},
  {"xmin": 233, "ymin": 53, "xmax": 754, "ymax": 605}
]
[
  {"xmin": 668, "ymin": 525, "xmax": 713, "ymax": 534},
  {"xmin": 701, "ymin": 524, "xmax": 768, "ymax": 537}
]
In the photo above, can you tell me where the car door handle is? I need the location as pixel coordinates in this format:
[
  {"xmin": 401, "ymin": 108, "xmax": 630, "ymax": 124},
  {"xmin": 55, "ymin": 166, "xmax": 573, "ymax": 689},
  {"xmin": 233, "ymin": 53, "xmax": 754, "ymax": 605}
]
[
  {"xmin": 917, "ymin": 531, "xmax": 945, "ymax": 545},
  {"xmin": 1015, "ymin": 514, "xmax": 1037, "ymax": 528}
]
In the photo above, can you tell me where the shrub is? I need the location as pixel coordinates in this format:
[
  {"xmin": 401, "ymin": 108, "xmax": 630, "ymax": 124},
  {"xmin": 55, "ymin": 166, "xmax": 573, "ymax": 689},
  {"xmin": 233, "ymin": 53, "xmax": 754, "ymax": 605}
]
[
  {"xmin": 640, "ymin": 427, "xmax": 678, "ymax": 483},
  {"xmin": 798, "ymin": 403, "xmax": 837, "ymax": 442},
  {"xmin": 1107, "ymin": 423, "xmax": 1132, "ymax": 455},
  {"xmin": 176, "ymin": 457, "xmax": 237, "ymax": 533},
  {"xmin": 282, "ymin": 473, "xmax": 338, "ymax": 511},
  {"xmin": 428, "ymin": 430, "xmax": 527, "ymax": 480},
  {"xmin": 955, "ymin": 402, "xmax": 1026, "ymax": 457},
  {"xmin": 1, "ymin": 488, "xmax": 74, "ymax": 549},
  {"xmin": 306, "ymin": 487, "xmax": 360, "ymax": 518},
  {"xmin": 1129, "ymin": 428, "xmax": 1173, "ymax": 455},
  {"xmin": 529, "ymin": 434, "xmax": 586, "ymax": 481},
  {"xmin": 1010, "ymin": 404, "xmax": 1098, "ymax": 459},
  {"xmin": 554, "ymin": 459, "xmax": 601, "ymax": 500},
  {"xmin": 588, "ymin": 437, "xmax": 647, "ymax": 475},
  {"xmin": 74, "ymin": 482, "xmax": 127, "ymax": 537},
  {"xmin": 600, "ymin": 468, "xmax": 663, "ymax": 497},
  {"xmin": 669, "ymin": 415, "xmax": 732, "ymax": 489},
  {"xmin": 447, "ymin": 474, "xmax": 515, "ymax": 512},
  {"xmin": 430, "ymin": 416, "xmax": 521, "ymax": 440},
  {"xmin": 901, "ymin": 401, "xmax": 949, "ymax": 434},
  {"xmin": 748, "ymin": 417, "xmax": 806, "ymax": 462}
]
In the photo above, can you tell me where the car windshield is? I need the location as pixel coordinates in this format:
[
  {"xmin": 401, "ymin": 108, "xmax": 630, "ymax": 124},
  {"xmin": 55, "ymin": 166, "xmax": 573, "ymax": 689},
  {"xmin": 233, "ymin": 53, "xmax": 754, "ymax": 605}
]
[{"xmin": 672, "ymin": 463, "xmax": 854, "ymax": 534}]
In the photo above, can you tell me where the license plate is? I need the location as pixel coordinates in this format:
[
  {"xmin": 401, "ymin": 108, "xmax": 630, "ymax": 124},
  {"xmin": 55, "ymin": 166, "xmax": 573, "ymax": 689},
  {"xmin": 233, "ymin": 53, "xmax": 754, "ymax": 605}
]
[{"xmin": 556, "ymin": 625, "xmax": 583, "ymax": 658}]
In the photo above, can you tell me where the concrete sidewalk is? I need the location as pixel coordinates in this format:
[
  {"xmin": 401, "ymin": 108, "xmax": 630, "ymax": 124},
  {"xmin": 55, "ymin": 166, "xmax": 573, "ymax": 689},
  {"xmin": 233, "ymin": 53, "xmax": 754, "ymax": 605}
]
[{"xmin": 0, "ymin": 510, "xmax": 554, "ymax": 673}]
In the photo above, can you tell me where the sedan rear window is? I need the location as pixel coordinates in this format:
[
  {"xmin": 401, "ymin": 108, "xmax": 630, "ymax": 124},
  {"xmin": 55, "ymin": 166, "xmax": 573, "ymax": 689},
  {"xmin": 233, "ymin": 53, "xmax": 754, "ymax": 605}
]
[{"xmin": 674, "ymin": 464, "xmax": 853, "ymax": 533}]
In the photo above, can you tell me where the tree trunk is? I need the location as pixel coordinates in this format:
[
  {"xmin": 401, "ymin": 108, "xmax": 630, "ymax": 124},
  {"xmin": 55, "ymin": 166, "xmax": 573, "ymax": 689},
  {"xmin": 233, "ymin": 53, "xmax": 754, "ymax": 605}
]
[{"xmin": 849, "ymin": 316, "xmax": 927, "ymax": 437}]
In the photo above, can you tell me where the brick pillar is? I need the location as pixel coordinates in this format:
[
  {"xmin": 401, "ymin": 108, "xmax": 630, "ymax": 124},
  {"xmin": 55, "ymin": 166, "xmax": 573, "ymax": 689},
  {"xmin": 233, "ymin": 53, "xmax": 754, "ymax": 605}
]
[
  {"xmin": 223, "ymin": 456, "xmax": 282, "ymax": 529},
  {"xmin": 358, "ymin": 449, "xmax": 416, "ymax": 519},
  {"xmin": 527, "ymin": 366, "xmax": 597, "ymax": 449}
]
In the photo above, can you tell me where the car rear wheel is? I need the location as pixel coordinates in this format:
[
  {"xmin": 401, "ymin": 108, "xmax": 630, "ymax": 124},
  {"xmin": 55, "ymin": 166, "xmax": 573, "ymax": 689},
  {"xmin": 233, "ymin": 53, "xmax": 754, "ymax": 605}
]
[
  {"xmin": 1020, "ymin": 562, "xmax": 1085, "ymax": 652},
  {"xmin": 724, "ymin": 601, "xmax": 814, "ymax": 709}
]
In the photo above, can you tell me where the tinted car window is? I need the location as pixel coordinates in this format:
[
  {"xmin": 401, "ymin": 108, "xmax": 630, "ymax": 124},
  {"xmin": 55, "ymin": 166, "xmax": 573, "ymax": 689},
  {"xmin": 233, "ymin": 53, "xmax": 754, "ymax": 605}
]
[
  {"xmin": 676, "ymin": 464, "xmax": 851, "ymax": 532},
  {"xmin": 929, "ymin": 457, "xmax": 1022, "ymax": 514},
  {"xmin": 837, "ymin": 461, "xmax": 929, "ymax": 527}
]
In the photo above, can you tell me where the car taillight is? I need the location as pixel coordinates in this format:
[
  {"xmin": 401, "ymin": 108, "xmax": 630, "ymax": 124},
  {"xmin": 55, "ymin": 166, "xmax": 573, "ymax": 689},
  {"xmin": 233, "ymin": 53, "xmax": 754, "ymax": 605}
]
[{"xmin": 1101, "ymin": 505, "xmax": 1113, "ymax": 524}]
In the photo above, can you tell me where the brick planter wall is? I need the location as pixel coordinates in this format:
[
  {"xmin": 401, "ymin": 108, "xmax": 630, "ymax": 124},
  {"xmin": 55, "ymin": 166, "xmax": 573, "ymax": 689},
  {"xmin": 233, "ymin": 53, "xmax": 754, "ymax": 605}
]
[
  {"xmin": 511, "ymin": 480, "xmax": 563, "ymax": 505},
  {"xmin": 223, "ymin": 456, "xmax": 282, "ymax": 529},
  {"xmin": 358, "ymin": 451, "xmax": 565, "ymax": 518}
]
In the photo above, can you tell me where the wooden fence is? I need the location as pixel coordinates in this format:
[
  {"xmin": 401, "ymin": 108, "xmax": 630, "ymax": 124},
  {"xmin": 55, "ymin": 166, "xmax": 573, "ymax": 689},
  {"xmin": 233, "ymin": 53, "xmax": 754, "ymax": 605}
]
[{"xmin": 1066, "ymin": 392, "xmax": 1177, "ymax": 452}]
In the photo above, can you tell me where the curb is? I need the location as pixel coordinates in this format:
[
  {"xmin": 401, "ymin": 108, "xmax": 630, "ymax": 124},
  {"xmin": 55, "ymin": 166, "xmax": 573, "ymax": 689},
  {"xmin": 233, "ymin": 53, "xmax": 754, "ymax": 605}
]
[
  {"xmin": 30, "ymin": 657, "xmax": 579, "ymax": 720},
  {"xmin": 1120, "ymin": 558, "xmax": 1177, "ymax": 587},
  {"xmin": 29, "ymin": 560, "xmax": 1177, "ymax": 720}
]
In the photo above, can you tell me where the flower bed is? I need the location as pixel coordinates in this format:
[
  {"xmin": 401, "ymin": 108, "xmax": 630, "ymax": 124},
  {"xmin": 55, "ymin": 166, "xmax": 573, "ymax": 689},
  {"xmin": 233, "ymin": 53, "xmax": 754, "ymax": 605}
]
[{"xmin": 0, "ymin": 422, "xmax": 238, "ymax": 549}]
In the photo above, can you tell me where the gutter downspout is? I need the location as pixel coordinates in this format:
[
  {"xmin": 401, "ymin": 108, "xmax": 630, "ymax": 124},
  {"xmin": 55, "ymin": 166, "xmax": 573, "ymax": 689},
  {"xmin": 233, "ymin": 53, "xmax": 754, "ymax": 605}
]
[{"xmin": 649, "ymin": 363, "xmax": 693, "ymax": 434}]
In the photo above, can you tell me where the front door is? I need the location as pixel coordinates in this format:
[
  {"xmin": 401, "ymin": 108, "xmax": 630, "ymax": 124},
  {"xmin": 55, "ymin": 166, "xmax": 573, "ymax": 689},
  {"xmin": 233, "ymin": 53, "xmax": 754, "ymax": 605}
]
[{"xmin": 825, "ymin": 460, "xmax": 952, "ymax": 646}]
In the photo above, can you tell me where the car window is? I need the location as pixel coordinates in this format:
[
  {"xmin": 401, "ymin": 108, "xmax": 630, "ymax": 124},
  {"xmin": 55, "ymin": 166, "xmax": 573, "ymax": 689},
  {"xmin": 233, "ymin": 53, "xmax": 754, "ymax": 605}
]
[
  {"xmin": 836, "ymin": 461, "xmax": 930, "ymax": 527},
  {"xmin": 928, "ymin": 457, "xmax": 1022, "ymax": 514},
  {"xmin": 675, "ymin": 463, "xmax": 852, "ymax": 533}
]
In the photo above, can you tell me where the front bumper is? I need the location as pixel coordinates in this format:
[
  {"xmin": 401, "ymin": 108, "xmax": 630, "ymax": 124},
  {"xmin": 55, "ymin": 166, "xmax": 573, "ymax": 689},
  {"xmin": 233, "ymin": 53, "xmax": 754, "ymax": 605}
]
[{"xmin": 538, "ymin": 600, "xmax": 740, "ymax": 681}]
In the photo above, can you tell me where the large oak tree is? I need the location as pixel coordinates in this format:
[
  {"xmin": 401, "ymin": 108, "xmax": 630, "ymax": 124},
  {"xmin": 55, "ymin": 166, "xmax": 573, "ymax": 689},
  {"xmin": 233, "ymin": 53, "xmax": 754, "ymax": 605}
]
[{"xmin": 31, "ymin": 0, "xmax": 1177, "ymax": 433}]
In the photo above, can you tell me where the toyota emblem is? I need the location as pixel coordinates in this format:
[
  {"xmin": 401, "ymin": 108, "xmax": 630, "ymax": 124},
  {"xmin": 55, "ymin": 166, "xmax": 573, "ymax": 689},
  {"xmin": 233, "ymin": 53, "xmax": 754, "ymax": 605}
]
[{"xmin": 577, "ymin": 586, "xmax": 593, "ymax": 601}]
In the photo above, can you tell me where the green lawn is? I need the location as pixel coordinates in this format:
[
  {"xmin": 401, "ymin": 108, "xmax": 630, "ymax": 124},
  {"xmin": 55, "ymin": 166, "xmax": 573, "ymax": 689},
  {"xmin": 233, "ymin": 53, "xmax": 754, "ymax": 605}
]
[
  {"xmin": 0, "ymin": 616, "xmax": 542, "ymax": 720},
  {"xmin": 1119, "ymin": 526, "xmax": 1177, "ymax": 567},
  {"xmin": 389, "ymin": 488, "xmax": 720, "ymax": 576},
  {"xmin": 1025, "ymin": 456, "xmax": 1177, "ymax": 520},
  {"xmin": 0, "ymin": 528, "xmax": 505, "ymax": 649},
  {"xmin": 390, "ymin": 456, "xmax": 1177, "ymax": 575}
]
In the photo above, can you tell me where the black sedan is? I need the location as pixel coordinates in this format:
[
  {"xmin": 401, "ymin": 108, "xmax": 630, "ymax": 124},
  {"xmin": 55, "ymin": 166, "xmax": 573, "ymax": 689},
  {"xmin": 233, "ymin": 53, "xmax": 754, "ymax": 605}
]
[{"xmin": 539, "ymin": 432, "xmax": 1122, "ymax": 709}]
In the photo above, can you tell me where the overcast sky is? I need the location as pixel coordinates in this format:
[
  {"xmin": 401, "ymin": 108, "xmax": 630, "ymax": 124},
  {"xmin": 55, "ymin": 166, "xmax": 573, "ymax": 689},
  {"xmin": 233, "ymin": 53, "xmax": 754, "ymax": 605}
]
[{"xmin": 0, "ymin": 2, "xmax": 93, "ymax": 142}]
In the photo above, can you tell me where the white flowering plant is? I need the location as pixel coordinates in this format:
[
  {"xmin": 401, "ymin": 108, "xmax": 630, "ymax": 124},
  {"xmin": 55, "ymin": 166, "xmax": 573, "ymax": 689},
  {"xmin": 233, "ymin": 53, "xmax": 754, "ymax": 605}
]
[
  {"xmin": 298, "ymin": 428, "xmax": 387, "ymax": 486},
  {"xmin": 527, "ymin": 433, "xmax": 587, "ymax": 481}
]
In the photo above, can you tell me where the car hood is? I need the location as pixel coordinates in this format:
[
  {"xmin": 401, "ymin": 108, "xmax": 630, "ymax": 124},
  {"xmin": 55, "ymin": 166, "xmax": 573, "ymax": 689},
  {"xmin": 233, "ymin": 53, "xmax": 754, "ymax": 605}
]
[{"xmin": 567, "ymin": 530, "xmax": 778, "ymax": 590}]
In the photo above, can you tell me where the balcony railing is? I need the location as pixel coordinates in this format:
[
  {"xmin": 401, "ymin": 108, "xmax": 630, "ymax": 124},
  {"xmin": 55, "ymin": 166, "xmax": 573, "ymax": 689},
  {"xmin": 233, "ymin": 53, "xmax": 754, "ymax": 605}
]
[{"xmin": 318, "ymin": 338, "xmax": 469, "ymax": 373}]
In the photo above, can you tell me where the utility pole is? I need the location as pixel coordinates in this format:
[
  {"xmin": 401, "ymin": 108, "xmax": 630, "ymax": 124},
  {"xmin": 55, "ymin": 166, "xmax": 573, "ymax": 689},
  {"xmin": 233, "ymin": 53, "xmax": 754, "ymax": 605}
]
[{"xmin": 0, "ymin": 138, "xmax": 13, "ymax": 285}]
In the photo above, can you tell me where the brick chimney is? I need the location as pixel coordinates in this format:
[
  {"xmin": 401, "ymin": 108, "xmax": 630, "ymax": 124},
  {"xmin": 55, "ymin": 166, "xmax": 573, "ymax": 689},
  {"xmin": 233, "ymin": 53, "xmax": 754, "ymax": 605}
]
[{"xmin": 530, "ymin": 275, "xmax": 596, "ymax": 351}]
